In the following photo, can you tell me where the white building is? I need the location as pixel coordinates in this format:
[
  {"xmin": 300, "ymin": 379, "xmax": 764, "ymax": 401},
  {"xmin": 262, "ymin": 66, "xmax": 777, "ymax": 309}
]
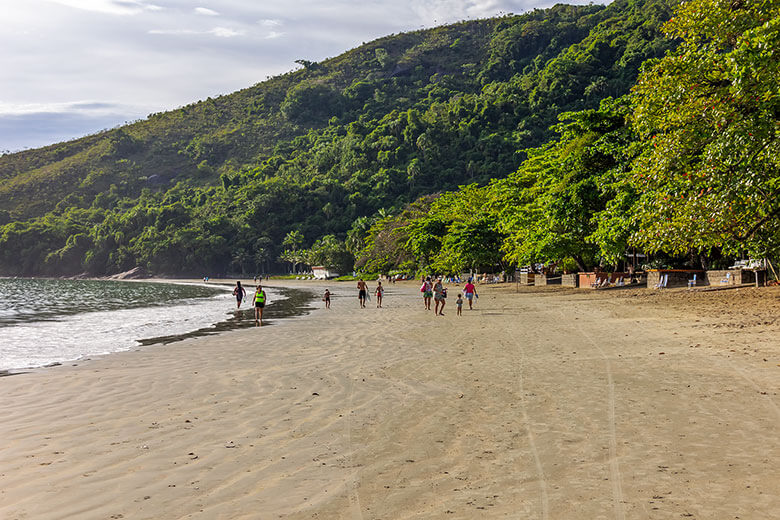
[{"xmin": 312, "ymin": 266, "xmax": 340, "ymax": 279}]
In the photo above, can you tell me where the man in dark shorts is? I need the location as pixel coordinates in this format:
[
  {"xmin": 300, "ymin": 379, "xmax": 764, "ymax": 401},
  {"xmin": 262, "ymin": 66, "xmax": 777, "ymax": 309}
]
[{"xmin": 357, "ymin": 279, "xmax": 368, "ymax": 308}]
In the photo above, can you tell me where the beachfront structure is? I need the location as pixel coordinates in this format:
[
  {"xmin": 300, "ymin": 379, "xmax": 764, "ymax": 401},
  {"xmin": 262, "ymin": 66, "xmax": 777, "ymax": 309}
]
[{"xmin": 312, "ymin": 266, "xmax": 340, "ymax": 279}]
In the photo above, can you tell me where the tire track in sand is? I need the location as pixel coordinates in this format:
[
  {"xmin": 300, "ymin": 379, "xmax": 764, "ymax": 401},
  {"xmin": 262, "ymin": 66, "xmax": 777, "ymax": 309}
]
[
  {"xmin": 343, "ymin": 338, "xmax": 367, "ymax": 520},
  {"xmin": 497, "ymin": 301, "xmax": 550, "ymax": 520},
  {"xmin": 560, "ymin": 306, "xmax": 626, "ymax": 520}
]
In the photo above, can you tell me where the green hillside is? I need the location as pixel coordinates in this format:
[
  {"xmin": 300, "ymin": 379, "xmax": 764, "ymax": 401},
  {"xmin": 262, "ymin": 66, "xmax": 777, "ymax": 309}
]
[{"xmin": 0, "ymin": 0, "xmax": 677, "ymax": 276}]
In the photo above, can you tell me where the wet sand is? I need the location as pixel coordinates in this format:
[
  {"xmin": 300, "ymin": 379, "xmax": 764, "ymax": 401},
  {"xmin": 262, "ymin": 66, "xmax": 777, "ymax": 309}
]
[{"xmin": 0, "ymin": 280, "xmax": 777, "ymax": 519}]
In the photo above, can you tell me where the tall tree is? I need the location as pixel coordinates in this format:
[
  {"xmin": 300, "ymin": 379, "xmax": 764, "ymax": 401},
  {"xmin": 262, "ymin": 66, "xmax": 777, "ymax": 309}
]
[
  {"xmin": 489, "ymin": 98, "xmax": 633, "ymax": 271},
  {"xmin": 629, "ymin": 0, "xmax": 780, "ymax": 258},
  {"xmin": 281, "ymin": 230, "xmax": 305, "ymax": 273}
]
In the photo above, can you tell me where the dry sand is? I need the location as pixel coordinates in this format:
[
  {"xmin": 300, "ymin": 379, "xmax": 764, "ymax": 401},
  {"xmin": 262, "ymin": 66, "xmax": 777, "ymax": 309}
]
[{"xmin": 0, "ymin": 280, "xmax": 778, "ymax": 519}]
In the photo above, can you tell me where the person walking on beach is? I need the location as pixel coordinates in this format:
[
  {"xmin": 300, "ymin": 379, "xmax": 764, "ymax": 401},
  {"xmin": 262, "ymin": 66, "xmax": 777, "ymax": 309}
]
[
  {"xmin": 233, "ymin": 281, "xmax": 246, "ymax": 309},
  {"xmin": 421, "ymin": 276, "xmax": 433, "ymax": 310},
  {"xmin": 375, "ymin": 281, "xmax": 384, "ymax": 308},
  {"xmin": 463, "ymin": 278, "xmax": 478, "ymax": 310},
  {"xmin": 456, "ymin": 293, "xmax": 463, "ymax": 316},
  {"xmin": 433, "ymin": 277, "xmax": 446, "ymax": 316},
  {"xmin": 357, "ymin": 279, "xmax": 368, "ymax": 308},
  {"xmin": 323, "ymin": 288, "xmax": 331, "ymax": 309},
  {"xmin": 253, "ymin": 284, "xmax": 267, "ymax": 325}
]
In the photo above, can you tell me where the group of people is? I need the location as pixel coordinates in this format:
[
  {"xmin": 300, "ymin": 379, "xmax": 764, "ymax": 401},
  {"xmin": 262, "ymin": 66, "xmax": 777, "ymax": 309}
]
[
  {"xmin": 419, "ymin": 276, "xmax": 478, "ymax": 316},
  {"xmin": 231, "ymin": 275, "xmax": 478, "ymax": 323},
  {"xmin": 321, "ymin": 280, "xmax": 385, "ymax": 310},
  {"xmin": 344, "ymin": 276, "xmax": 479, "ymax": 315},
  {"xmin": 232, "ymin": 280, "xmax": 267, "ymax": 326},
  {"xmin": 355, "ymin": 279, "xmax": 384, "ymax": 308}
]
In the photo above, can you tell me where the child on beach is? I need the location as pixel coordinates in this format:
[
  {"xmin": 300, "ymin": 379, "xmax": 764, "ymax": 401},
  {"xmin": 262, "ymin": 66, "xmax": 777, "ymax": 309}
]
[
  {"xmin": 375, "ymin": 281, "xmax": 384, "ymax": 308},
  {"xmin": 323, "ymin": 289, "xmax": 331, "ymax": 309},
  {"xmin": 456, "ymin": 294, "xmax": 463, "ymax": 316}
]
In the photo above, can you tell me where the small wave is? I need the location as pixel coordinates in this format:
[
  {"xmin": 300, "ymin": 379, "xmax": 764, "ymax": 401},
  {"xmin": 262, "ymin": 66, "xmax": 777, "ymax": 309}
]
[{"xmin": 0, "ymin": 279, "xmax": 305, "ymax": 371}]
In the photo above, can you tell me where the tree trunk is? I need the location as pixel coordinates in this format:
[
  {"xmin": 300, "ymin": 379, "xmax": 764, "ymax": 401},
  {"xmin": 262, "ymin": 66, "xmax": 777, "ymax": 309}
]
[{"xmin": 574, "ymin": 255, "xmax": 588, "ymax": 272}]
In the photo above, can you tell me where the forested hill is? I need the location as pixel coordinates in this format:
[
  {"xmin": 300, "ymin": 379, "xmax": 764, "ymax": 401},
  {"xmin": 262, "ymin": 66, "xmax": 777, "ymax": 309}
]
[{"xmin": 0, "ymin": 0, "xmax": 676, "ymax": 276}]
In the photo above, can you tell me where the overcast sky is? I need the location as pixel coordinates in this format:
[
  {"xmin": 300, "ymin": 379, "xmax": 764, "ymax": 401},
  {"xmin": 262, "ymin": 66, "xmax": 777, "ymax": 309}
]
[{"xmin": 1, "ymin": 0, "xmax": 595, "ymax": 153}]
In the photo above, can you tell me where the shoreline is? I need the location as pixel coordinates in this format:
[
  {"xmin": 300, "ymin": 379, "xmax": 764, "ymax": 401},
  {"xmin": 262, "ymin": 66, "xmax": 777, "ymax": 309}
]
[
  {"xmin": 0, "ymin": 278, "xmax": 316, "ymax": 375},
  {"xmin": 135, "ymin": 284, "xmax": 318, "ymax": 347},
  {"xmin": 0, "ymin": 281, "xmax": 777, "ymax": 518}
]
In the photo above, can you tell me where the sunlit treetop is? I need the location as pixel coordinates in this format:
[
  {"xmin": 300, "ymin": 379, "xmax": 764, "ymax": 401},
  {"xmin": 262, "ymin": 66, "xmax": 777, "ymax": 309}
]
[{"xmin": 629, "ymin": 0, "xmax": 780, "ymax": 256}]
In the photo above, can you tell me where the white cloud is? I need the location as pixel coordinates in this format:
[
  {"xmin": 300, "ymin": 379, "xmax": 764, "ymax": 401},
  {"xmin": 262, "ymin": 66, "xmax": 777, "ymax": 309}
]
[
  {"xmin": 148, "ymin": 27, "xmax": 244, "ymax": 38},
  {"xmin": 0, "ymin": 101, "xmax": 108, "ymax": 116},
  {"xmin": 46, "ymin": 0, "xmax": 162, "ymax": 16},
  {"xmin": 209, "ymin": 26, "xmax": 244, "ymax": 38},
  {"xmin": 148, "ymin": 28, "xmax": 198, "ymax": 36},
  {"xmin": 0, "ymin": 100, "xmax": 150, "ymax": 120},
  {"xmin": 194, "ymin": 7, "xmax": 219, "ymax": 16},
  {"xmin": 0, "ymin": 100, "xmax": 150, "ymax": 151}
]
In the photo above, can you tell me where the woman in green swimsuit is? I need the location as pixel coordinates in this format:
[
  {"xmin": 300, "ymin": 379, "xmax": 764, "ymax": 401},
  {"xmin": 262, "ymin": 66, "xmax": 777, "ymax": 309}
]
[{"xmin": 253, "ymin": 284, "xmax": 267, "ymax": 326}]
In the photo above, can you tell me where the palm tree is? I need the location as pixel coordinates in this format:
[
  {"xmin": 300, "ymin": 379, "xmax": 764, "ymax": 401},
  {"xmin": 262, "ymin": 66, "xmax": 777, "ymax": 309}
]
[
  {"xmin": 281, "ymin": 230, "xmax": 305, "ymax": 272},
  {"xmin": 346, "ymin": 216, "xmax": 373, "ymax": 256},
  {"xmin": 282, "ymin": 230, "xmax": 304, "ymax": 252},
  {"xmin": 231, "ymin": 249, "xmax": 249, "ymax": 274}
]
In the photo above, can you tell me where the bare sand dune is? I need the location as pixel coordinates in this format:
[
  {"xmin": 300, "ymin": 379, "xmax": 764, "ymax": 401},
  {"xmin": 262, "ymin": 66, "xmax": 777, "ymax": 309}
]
[{"xmin": 0, "ymin": 281, "xmax": 777, "ymax": 519}]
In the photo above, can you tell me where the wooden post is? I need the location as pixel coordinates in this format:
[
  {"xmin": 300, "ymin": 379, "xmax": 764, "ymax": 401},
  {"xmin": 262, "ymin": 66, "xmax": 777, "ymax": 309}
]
[{"xmin": 767, "ymin": 260, "xmax": 778, "ymax": 282}]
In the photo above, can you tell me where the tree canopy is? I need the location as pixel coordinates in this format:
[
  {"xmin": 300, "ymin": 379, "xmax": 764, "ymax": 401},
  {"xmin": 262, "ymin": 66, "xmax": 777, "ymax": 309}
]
[
  {"xmin": 628, "ymin": 0, "xmax": 780, "ymax": 258},
  {"xmin": 355, "ymin": 0, "xmax": 780, "ymax": 276}
]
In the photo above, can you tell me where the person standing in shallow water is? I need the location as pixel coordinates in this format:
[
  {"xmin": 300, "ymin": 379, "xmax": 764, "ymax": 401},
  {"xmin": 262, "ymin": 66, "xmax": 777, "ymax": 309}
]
[
  {"xmin": 323, "ymin": 289, "xmax": 331, "ymax": 309},
  {"xmin": 233, "ymin": 281, "xmax": 246, "ymax": 309},
  {"xmin": 357, "ymin": 279, "xmax": 368, "ymax": 308},
  {"xmin": 253, "ymin": 284, "xmax": 267, "ymax": 326}
]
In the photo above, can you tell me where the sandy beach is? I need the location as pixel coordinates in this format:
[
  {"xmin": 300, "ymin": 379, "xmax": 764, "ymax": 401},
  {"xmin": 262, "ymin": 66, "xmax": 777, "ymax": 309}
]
[{"xmin": 0, "ymin": 280, "xmax": 778, "ymax": 519}]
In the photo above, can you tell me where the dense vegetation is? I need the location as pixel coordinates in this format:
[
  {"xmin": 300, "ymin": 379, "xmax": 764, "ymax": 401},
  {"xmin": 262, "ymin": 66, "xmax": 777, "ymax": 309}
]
[
  {"xmin": 356, "ymin": 0, "xmax": 780, "ymax": 276},
  {"xmin": 2, "ymin": 0, "xmax": 775, "ymax": 278}
]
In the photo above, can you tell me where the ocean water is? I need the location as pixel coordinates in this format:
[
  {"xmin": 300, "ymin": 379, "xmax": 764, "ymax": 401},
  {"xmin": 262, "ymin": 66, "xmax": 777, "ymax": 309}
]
[{"xmin": 0, "ymin": 279, "xmax": 296, "ymax": 371}]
